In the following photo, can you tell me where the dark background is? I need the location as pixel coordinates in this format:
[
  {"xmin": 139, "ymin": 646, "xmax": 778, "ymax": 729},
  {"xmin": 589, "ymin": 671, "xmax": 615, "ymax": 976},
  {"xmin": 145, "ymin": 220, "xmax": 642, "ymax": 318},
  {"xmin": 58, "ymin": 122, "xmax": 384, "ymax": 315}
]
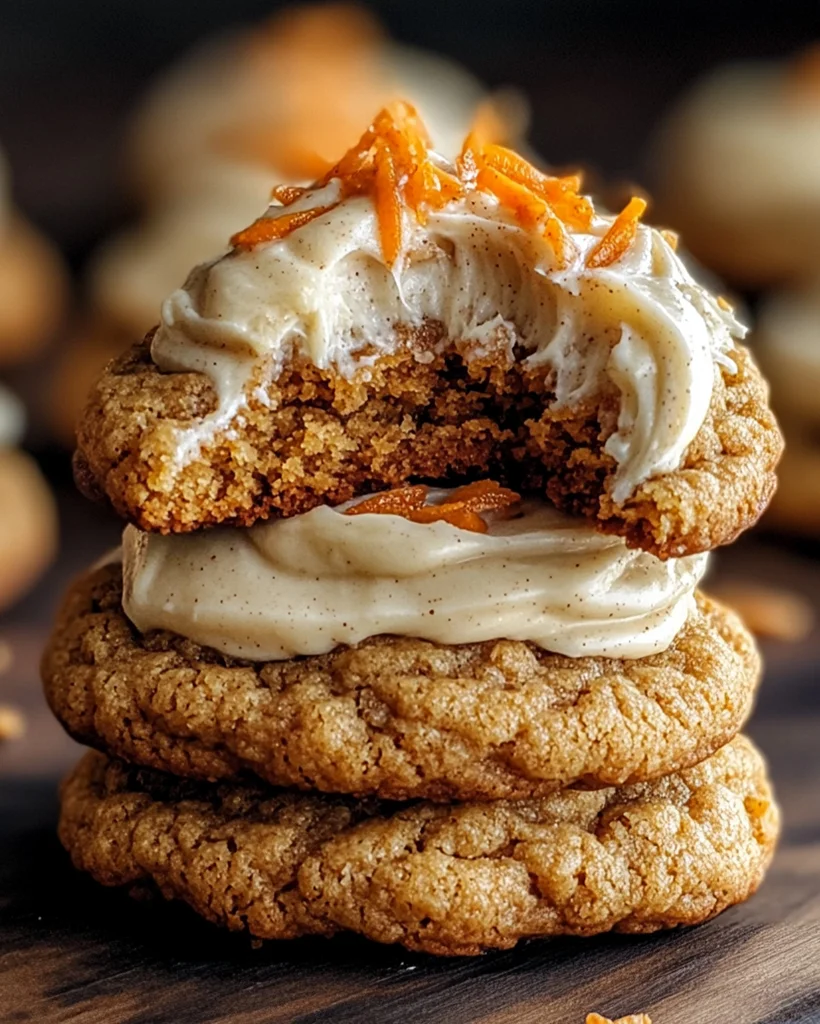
[{"xmin": 3, "ymin": 0, "xmax": 820, "ymax": 263}]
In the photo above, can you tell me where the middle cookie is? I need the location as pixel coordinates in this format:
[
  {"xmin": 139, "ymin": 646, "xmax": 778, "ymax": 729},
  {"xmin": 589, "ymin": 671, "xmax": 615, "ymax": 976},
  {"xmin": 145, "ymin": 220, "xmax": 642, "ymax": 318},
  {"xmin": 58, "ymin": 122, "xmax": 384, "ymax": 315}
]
[{"xmin": 44, "ymin": 491, "xmax": 759, "ymax": 802}]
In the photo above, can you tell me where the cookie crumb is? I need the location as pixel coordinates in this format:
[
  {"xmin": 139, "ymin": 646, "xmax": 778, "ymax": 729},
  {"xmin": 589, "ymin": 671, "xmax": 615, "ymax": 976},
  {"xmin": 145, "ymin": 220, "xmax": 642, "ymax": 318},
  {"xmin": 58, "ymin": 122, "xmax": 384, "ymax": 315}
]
[
  {"xmin": 0, "ymin": 705, "xmax": 26, "ymax": 741},
  {"xmin": 712, "ymin": 582, "xmax": 814, "ymax": 641},
  {"xmin": 586, "ymin": 1014, "xmax": 652, "ymax": 1024}
]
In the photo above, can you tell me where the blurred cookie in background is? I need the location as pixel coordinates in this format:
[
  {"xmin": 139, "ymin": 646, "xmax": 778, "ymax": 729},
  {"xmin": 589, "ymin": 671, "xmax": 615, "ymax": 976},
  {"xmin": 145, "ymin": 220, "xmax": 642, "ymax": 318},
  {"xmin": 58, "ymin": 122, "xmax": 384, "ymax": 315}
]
[
  {"xmin": 649, "ymin": 45, "xmax": 820, "ymax": 288},
  {"xmin": 127, "ymin": 2, "xmax": 509, "ymax": 206},
  {"xmin": 0, "ymin": 148, "xmax": 67, "ymax": 368},
  {"xmin": 49, "ymin": 2, "xmax": 527, "ymax": 446},
  {"xmin": 0, "ymin": 383, "xmax": 57, "ymax": 611},
  {"xmin": 755, "ymin": 282, "xmax": 820, "ymax": 536},
  {"xmin": 49, "ymin": 181, "xmax": 265, "ymax": 444}
]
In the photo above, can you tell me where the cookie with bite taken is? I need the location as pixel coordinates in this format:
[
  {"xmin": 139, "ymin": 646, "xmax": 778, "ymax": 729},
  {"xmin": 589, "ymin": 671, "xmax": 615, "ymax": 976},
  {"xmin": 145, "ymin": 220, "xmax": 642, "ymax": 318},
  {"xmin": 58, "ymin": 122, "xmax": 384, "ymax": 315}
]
[{"xmin": 74, "ymin": 104, "xmax": 781, "ymax": 559}]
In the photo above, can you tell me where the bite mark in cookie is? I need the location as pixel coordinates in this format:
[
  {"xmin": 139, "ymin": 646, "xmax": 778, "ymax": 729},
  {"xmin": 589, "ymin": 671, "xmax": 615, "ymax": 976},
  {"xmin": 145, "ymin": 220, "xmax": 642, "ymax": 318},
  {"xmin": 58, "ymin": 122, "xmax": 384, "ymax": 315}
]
[{"xmin": 75, "ymin": 104, "xmax": 782, "ymax": 556}]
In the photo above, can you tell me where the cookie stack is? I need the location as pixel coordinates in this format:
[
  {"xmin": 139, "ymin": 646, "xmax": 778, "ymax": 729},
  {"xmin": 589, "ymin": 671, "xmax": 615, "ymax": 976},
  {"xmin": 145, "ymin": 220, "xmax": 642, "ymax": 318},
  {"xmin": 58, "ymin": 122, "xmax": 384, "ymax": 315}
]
[{"xmin": 44, "ymin": 105, "xmax": 782, "ymax": 956}]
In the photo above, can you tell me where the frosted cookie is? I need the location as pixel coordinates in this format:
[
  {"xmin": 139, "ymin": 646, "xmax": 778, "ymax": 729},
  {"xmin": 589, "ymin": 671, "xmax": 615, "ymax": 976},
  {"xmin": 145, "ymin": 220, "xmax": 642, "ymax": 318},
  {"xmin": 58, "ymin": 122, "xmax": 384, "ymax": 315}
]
[
  {"xmin": 651, "ymin": 46, "xmax": 820, "ymax": 286},
  {"xmin": 43, "ymin": 494, "xmax": 760, "ymax": 801},
  {"xmin": 0, "ymin": 384, "xmax": 57, "ymax": 610},
  {"xmin": 58, "ymin": 736, "xmax": 779, "ymax": 955},
  {"xmin": 0, "ymin": 149, "xmax": 66, "ymax": 365},
  {"xmin": 75, "ymin": 105, "xmax": 782, "ymax": 557}
]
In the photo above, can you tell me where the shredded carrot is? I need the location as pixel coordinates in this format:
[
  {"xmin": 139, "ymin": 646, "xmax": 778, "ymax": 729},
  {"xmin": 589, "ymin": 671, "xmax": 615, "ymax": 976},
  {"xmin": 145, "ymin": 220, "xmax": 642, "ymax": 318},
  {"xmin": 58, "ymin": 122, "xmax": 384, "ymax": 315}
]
[
  {"xmin": 230, "ymin": 205, "xmax": 336, "ymax": 249},
  {"xmin": 230, "ymin": 101, "xmax": 647, "ymax": 272},
  {"xmin": 476, "ymin": 164, "xmax": 549, "ymax": 230},
  {"xmin": 447, "ymin": 480, "xmax": 521, "ymax": 512},
  {"xmin": 270, "ymin": 184, "xmax": 309, "ymax": 205},
  {"xmin": 586, "ymin": 196, "xmax": 647, "ymax": 269},
  {"xmin": 586, "ymin": 1015, "xmax": 652, "ymax": 1024},
  {"xmin": 343, "ymin": 480, "xmax": 519, "ymax": 532},
  {"xmin": 373, "ymin": 139, "xmax": 403, "ymax": 266},
  {"xmin": 343, "ymin": 485, "xmax": 428, "ymax": 517},
  {"xmin": 406, "ymin": 505, "xmax": 489, "ymax": 532},
  {"xmin": 481, "ymin": 146, "xmax": 593, "ymax": 229}
]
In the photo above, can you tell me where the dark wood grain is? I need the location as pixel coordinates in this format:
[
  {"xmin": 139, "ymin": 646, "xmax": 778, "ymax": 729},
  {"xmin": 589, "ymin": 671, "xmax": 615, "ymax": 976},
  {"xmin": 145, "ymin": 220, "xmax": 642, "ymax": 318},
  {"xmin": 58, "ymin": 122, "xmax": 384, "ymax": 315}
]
[{"xmin": 1, "ymin": 493, "xmax": 819, "ymax": 1023}]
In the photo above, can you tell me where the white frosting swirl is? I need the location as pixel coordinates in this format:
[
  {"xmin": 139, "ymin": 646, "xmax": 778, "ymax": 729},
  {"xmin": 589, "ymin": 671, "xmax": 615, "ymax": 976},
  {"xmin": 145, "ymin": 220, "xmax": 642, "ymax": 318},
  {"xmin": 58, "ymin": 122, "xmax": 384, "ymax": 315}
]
[
  {"xmin": 122, "ymin": 491, "xmax": 708, "ymax": 662},
  {"xmin": 153, "ymin": 183, "xmax": 743, "ymax": 503}
]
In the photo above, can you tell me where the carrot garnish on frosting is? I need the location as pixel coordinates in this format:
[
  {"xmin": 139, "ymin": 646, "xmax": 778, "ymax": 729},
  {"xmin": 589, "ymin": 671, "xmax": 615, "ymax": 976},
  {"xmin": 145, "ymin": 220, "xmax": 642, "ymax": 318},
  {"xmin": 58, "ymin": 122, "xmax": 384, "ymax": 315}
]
[
  {"xmin": 586, "ymin": 196, "xmax": 647, "ymax": 269},
  {"xmin": 344, "ymin": 480, "xmax": 521, "ymax": 534},
  {"xmin": 230, "ymin": 102, "xmax": 648, "ymax": 271}
]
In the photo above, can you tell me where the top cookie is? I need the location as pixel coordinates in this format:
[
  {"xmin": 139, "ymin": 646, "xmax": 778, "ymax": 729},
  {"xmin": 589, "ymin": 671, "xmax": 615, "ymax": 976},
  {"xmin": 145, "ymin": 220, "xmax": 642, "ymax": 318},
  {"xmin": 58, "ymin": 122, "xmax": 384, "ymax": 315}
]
[{"xmin": 75, "ymin": 104, "xmax": 782, "ymax": 557}]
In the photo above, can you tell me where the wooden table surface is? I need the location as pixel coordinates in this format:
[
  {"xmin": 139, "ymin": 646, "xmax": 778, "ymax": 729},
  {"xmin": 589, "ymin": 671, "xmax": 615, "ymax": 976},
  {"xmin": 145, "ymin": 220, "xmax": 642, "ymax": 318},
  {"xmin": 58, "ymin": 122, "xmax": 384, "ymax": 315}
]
[{"xmin": 1, "ymin": 485, "xmax": 819, "ymax": 1024}]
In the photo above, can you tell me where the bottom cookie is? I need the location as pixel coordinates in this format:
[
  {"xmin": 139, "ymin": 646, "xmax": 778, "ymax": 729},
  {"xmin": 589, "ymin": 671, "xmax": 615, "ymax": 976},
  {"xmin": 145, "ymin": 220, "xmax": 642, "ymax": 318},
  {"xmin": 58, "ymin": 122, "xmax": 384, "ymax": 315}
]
[{"xmin": 59, "ymin": 736, "xmax": 778, "ymax": 956}]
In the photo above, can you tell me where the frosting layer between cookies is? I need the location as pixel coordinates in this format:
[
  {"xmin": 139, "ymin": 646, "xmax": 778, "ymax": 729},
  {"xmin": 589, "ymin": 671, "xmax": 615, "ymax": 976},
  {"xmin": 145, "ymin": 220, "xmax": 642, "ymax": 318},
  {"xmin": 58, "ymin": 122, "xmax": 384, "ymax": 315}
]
[
  {"xmin": 153, "ymin": 177, "xmax": 743, "ymax": 504},
  {"xmin": 122, "ymin": 490, "xmax": 708, "ymax": 661}
]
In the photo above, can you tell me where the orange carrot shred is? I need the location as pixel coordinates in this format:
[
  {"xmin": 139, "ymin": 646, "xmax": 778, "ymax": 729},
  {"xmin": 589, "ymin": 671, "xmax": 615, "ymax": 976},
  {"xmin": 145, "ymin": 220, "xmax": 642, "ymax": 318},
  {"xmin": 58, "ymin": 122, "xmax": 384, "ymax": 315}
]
[
  {"xmin": 344, "ymin": 486, "xmax": 428, "ymax": 517},
  {"xmin": 230, "ymin": 205, "xmax": 336, "ymax": 249},
  {"xmin": 270, "ymin": 184, "xmax": 309, "ymax": 206},
  {"xmin": 373, "ymin": 139, "xmax": 403, "ymax": 266},
  {"xmin": 407, "ymin": 505, "xmax": 489, "ymax": 532},
  {"xmin": 481, "ymin": 146, "xmax": 592, "ymax": 230},
  {"xmin": 585, "ymin": 196, "xmax": 647, "ymax": 269},
  {"xmin": 230, "ymin": 99, "xmax": 626, "ymax": 277},
  {"xmin": 447, "ymin": 480, "xmax": 521, "ymax": 513},
  {"xmin": 476, "ymin": 165, "xmax": 549, "ymax": 230},
  {"xmin": 343, "ymin": 480, "xmax": 518, "ymax": 533}
]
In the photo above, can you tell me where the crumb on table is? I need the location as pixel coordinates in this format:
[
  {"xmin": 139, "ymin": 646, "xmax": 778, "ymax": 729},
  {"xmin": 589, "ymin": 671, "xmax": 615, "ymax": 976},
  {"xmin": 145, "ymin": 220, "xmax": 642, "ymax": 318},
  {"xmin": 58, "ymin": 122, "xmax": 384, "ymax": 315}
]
[
  {"xmin": 586, "ymin": 1013, "xmax": 652, "ymax": 1024},
  {"xmin": 0, "ymin": 705, "xmax": 26, "ymax": 741}
]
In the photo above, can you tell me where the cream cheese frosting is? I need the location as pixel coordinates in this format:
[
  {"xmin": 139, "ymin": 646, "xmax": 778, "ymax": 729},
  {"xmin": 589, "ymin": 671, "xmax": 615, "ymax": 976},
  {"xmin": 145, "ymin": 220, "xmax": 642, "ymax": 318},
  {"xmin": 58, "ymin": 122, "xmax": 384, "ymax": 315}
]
[
  {"xmin": 153, "ymin": 177, "xmax": 744, "ymax": 504},
  {"xmin": 122, "ymin": 490, "xmax": 708, "ymax": 662}
]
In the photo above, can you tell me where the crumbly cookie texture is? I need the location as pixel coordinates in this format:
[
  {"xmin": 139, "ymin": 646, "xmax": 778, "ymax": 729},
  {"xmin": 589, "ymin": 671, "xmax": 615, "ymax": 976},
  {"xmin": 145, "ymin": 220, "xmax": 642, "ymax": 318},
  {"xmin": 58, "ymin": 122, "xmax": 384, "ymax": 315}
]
[
  {"xmin": 73, "ymin": 333, "xmax": 781, "ymax": 558},
  {"xmin": 59, "ymin": 736, "xmax": 779, "ymax": 956},
  {"xmin": 44, "ymin": 564, "xmax": 760, "ymax": 802}
]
